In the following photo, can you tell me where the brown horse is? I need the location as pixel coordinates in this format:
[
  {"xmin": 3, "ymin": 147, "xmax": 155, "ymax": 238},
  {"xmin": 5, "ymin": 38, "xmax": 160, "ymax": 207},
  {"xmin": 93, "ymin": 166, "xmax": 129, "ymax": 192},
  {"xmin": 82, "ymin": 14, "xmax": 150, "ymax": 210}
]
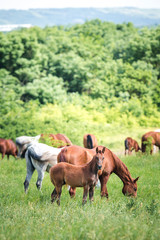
[
  {"xmin": 40, "ymin": 133, "xmax": 72, "ymax": 148},
  {"xmin": 50, "ymin": 147, "xmax": 105, "ymax": 205},
  {"xmin": 83, "ymin": 134, "xmax": 98, "ymax": 149},
  {"xmin": 58, "ymin": 145, "xmax": 139, "ymax": 198},
  {"xmin": 0, "ymin": 138, "xmax": 18, "ymax": 160},
  {"xmin": 141, "ymin": 131, "xmax": 160, "ymax": 154},
  {"xmin": 124, "ymin": 137, "xmax": 141, "ymax": 155}
]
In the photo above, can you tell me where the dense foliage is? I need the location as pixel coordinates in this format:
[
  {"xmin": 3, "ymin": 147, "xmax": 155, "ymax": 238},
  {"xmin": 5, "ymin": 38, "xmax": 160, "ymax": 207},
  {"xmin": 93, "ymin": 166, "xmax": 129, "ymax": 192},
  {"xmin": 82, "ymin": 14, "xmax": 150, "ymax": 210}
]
[{"xmin": 0, "ymin": 20, "xmax": 160, "ymax": 141}]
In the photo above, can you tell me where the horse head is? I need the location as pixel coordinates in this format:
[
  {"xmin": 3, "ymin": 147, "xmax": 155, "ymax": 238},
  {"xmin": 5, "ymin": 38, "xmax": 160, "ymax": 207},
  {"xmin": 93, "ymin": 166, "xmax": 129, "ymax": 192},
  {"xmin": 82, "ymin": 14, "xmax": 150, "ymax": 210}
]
[
  {"xmin": 122, "ymin": 177, "xmax": 139, "ymax": 197},
  {"xmin": 95, "ymin": 147, "xmax": 105, "ymax": 170}
]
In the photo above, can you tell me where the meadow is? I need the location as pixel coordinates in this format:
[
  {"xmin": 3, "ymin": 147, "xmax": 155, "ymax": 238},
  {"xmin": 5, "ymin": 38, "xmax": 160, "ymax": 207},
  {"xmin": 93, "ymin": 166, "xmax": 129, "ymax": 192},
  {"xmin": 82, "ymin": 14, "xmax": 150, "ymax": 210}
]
[
  {"xmin": 0, "ymin": 153, "xmax": 159, "ymax": 240},
  {"xmin": 0, "ymin": 20, "xmax": 160, "ymax": 240}
]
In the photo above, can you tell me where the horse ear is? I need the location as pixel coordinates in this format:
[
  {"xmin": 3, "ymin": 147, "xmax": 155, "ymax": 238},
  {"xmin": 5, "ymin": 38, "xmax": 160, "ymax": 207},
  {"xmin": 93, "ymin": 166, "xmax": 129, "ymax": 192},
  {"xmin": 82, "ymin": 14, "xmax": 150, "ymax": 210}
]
[
  {"xmin": 102, "ymin": 147, "xmax": 105, "ymax": 153},
  {"xmin": 96, "ymin": 147, "xmax": 99, "ymax": 154},
  {"xmin": 133, "ymin": 177, "xmax": 139, "ymax": 183}
]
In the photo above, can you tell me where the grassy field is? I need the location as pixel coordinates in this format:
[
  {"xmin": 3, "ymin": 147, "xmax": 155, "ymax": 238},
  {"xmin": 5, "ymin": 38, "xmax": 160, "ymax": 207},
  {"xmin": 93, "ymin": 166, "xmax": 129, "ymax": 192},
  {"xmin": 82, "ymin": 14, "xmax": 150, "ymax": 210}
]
[{"xmin": 0, "ymin": 153, "xmax": 160, "ymax": 240}]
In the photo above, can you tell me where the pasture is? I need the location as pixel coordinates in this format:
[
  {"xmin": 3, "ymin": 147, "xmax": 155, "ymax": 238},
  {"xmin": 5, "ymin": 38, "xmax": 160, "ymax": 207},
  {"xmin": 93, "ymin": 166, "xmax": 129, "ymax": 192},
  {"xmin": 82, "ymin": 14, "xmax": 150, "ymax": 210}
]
[{"xmin": 0, "ymin": 153, "xmax": 159, "ymax": 240}]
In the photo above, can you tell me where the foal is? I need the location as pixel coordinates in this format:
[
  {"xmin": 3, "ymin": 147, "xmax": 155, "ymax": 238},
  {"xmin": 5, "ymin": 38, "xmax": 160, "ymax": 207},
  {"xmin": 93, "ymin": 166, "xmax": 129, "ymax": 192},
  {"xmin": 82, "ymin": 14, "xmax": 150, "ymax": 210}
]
[{"xmin": 50, "ymin": 147, "xmax": 105, "ymax": 205}]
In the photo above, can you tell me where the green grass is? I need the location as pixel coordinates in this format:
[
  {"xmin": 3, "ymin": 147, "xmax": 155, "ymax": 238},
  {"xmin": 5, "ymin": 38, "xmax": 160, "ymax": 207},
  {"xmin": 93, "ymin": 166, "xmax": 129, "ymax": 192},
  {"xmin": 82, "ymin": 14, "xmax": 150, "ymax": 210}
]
[{"xmin": 0, "ymin": 153, "xmax": 160, "ymax": 240}]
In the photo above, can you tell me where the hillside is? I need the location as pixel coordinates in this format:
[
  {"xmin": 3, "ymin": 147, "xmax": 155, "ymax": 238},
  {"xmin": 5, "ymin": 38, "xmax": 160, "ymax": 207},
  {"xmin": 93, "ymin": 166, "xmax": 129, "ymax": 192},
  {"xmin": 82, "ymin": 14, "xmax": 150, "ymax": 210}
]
[{"xmin": 0, "ymin": 7, "xmax": 160, "ymax": 28}]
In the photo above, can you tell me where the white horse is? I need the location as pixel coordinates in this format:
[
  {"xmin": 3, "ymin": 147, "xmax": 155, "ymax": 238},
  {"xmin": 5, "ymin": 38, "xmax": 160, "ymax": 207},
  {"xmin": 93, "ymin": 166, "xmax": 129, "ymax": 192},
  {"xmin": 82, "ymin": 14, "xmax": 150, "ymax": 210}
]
[
  {"xmin": 16, "ymin": 135, "xmax": 63, "ymax": 193},
  {"xmin": 24, "ymin": 142, "xmax": 63, "ymax": 193}
]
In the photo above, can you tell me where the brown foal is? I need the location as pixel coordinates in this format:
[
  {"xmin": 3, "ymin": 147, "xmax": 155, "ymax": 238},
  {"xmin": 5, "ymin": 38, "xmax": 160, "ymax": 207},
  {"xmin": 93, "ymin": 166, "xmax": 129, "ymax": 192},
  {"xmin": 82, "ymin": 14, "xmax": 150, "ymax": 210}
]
[{"xmin": 50, "ymin": 147, "xmax": 105, "ymax": 205}]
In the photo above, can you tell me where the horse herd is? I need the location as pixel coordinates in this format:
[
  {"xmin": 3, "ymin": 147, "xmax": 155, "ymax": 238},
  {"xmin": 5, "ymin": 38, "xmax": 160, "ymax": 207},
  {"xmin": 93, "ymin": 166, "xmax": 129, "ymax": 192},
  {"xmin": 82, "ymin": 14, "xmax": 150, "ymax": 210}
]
[
  {"xmin": 124, "ymin": 130, "xmax": 160, "ymax": 155},
  {"xmin": 0, "ymin": 130, "xmax": 159, "ymax": 205}
]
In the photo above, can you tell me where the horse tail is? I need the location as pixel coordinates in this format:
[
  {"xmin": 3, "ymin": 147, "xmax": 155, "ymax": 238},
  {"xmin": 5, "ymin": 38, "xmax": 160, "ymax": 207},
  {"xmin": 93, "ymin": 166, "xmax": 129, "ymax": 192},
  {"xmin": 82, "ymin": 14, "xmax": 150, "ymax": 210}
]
[
  {"xmin": 87, "ymin": 135, "xmax": 93, "ymax": 149},
  {"xmin": 28, "ymin": 146, "xmax": 41, "ymax": 160},
  {"xmin": 141, "ymin": 141, "xmax": 146, "ymax": 153},
  {"xmin": 124, "ymin": 139, "xmax": 128, "ymax": 150},
  {"xmin": 25, "ymin": 149, "xmax": 35, "ymax": 172}
]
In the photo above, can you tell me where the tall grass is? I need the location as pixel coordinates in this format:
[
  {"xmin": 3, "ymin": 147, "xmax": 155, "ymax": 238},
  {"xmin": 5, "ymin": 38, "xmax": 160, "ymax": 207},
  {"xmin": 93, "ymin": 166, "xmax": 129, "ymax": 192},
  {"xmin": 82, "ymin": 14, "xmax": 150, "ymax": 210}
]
[{"xmin": 0, "ymin": 153, "xmax": 159, "ymax": 240}]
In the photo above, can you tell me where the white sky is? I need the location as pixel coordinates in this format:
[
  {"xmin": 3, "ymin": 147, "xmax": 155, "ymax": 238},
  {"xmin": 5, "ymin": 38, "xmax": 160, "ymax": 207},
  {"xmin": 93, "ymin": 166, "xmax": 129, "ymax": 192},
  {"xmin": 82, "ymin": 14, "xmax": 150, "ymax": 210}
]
[{"xmin": 0, "ymin": 0, "xmax": 160, "ymax": 10}]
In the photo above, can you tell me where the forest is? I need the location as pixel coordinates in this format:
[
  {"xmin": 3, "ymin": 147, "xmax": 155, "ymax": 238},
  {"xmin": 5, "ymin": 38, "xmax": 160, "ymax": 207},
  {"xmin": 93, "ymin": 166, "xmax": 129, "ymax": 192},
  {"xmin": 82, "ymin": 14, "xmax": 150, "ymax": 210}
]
[{"xmin": 0, "ymin": 20, "xmax": 160, "ymax": 149}]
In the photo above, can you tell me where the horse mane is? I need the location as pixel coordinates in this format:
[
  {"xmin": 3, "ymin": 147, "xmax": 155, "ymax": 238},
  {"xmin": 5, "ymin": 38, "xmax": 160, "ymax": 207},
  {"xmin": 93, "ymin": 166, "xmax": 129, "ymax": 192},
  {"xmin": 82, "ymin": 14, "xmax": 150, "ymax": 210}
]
[{"xmin": 112, "ymin": 152, "xmax": 133, "ymax": 183}]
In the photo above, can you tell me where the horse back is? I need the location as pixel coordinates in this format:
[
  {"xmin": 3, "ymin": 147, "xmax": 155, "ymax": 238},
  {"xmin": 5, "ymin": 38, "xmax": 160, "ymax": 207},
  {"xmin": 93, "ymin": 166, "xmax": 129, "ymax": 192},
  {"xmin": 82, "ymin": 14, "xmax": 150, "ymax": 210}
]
[{"xmin": 58, "ymin": 145, "xmax": 93, "ymax": 165}]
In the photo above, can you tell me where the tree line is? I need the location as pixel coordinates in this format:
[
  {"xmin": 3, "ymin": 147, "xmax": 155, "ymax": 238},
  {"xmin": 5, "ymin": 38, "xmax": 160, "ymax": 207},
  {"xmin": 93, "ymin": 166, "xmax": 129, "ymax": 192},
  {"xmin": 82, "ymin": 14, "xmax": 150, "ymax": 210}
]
[{"xmin": 0, "ymin": 20, "xmax": 160, "ymax": 140}]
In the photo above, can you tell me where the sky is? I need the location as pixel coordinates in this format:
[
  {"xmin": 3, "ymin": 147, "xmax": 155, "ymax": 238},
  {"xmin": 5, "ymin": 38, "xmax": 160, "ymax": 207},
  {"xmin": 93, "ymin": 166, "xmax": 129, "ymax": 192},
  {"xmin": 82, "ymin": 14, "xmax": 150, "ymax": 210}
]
[{"xmin": 0, "ymin": 0, "xmax": 160, "ymax": 10}]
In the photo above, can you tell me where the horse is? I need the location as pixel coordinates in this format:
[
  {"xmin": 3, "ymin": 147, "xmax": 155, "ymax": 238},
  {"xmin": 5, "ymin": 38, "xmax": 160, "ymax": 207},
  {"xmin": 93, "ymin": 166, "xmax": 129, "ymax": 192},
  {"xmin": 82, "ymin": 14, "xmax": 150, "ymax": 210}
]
[
  {"xmin": 57, "ymin": 145, "xmax": 139, "ymax": 198},
  {"xmin": 124, "ymin": 137, "xmax": 141, "ymax": 155},
  {"xmin": 41, "ymin": 133, "xmax": 72, "ymax": 148},
  {"xmin": 0, "ymin": 138, "xmax": 18, "ymax": 160},
  {"xmin": 24, "ymin": 142, "xmax": 63, "ymax": 193},
  {"xmin": 83, "ymin": 134, "xmax": 98, "ymax": 149},
  {"xmin": 50, "ymin": 147, "xmax": 105, "ymax": 205},
  {"xmin": 141, "ymin": 131, "xmax": 160, "ymax": 154}
]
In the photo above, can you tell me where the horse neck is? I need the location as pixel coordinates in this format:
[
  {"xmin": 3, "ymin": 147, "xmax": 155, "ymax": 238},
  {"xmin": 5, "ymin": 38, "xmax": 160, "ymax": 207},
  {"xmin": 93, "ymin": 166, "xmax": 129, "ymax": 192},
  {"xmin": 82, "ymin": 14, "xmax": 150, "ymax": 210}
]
[
  {"xmin": 86, "ymin": 156, "xmax": 98, "ymax": 175},
  {"xmin": 113, "ymin": 153, "xmax": 133, "ymax": 185}
]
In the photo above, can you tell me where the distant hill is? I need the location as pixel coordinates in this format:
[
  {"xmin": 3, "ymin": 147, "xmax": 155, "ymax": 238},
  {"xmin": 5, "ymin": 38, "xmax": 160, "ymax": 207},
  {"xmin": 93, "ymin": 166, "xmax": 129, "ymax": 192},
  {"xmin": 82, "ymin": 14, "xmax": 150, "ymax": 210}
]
[{"xmin": 0, "ymin": 7, "xmax": 160, "ymax": 29}]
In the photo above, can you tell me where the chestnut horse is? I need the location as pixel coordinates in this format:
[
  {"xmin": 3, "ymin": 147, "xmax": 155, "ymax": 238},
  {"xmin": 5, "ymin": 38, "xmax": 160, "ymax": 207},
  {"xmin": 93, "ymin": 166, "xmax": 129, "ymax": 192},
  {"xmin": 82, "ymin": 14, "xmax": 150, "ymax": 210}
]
[
  {"xmin": 58, "ymin": 145, "xmax": 139, "ymax": 198},
  {"xmin": 50, "ymin": 147, "xmax": 105, "ymax": 205},
  {"xmin": 41, "ymin": 133, "xmax": 72, "ymax": 148},
  {"xmin": 0, "ymin": 138, "xmax": 18, "ymax": 160},
  {"xmin": 124, "ymin": 137, "xmax": 141, "ymax": 155},
  {"xmin": 83, "ymin": 134, "xmax": 98, "ymax": 149},
  {"xmin": 141, "ymin": 131, "xmax": 160, "ymax": 154}
]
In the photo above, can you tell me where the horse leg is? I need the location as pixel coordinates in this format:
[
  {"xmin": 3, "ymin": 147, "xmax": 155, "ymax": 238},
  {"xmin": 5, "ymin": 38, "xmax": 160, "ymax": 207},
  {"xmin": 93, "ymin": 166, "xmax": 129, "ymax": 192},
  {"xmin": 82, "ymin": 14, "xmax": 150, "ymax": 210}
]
[
  {"xmin": 89, "ymin": 186, "xmax": 95, "ymax": 202},
  {"xmin": 82, "ymin": 185, "xmax": 89, "ymax": 205},
  {"xmin": 56, "ymin": 186, "xmax": 62, "ymax": 206},
  {"xmin": 69, "ymin": 187, "xmax": 76, "ymax": 198},
  {"xmin": 150, "ymin": 144, "xmax": 154, "ymax": 155},
  {"xmin": 7, "ymin": 154, "xmax": 9, "ymax": 160},
  {"xmin": 128, "ymin": 148, "xmax": 132, "ymax": 155},
  {"xmin": 36, "ymin": 169, "xmax": 45, "ymax": 190},
  {"xmin": 51, "ymin": 188, "xmax": 57, "ymax": 203},
  {"xmin": 99, "ymin": 174, "xmax": 110, "ymax": 198},
  {"xmin": 24, "ymin": 150, "xmax": 35, "ymax": 193},
  {"xmin": 1, "ymin": 151, "xmax": 5, "ymax": 160}
]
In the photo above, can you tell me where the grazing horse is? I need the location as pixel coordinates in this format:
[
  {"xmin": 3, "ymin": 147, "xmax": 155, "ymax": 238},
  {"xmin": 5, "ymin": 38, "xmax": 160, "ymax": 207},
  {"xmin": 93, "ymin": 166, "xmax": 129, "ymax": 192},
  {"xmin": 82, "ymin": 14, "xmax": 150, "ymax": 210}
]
[
  {"xmin": 0, "ymin": 138, "xmax": 18, "ymax": 160},
  {"xmin": 124, "ymin": 137, "xmax": 141, "ymax": 155},
  {"xmin": 58, "ymin": 145, "xmax": 139, "ymax": 198},
  {"xmin": 83, "ymin": 134, "xmax": 98, "ymax": 149},
  {"xmin": 24, "ymin": 142, "xmax": 63, "ymax": 193},
  {"xmin": 141, "ymin": 131, "xmax": 160, "ymax": 154},
  {"xmin": 50, "ymin": 147, "xmax": 105, "ymax": 205},
  {"xmin": 41, "ymin": 133, "xmax": 72, "ymax": 148}
]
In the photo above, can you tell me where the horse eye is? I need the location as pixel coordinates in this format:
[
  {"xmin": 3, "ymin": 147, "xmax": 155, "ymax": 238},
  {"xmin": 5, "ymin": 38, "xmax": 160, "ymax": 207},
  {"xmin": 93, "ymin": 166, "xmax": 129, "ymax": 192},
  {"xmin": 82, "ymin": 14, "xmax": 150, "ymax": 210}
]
[{"xmin": 134, "ymin": 187, "xmax": 137, "ymax": 191}]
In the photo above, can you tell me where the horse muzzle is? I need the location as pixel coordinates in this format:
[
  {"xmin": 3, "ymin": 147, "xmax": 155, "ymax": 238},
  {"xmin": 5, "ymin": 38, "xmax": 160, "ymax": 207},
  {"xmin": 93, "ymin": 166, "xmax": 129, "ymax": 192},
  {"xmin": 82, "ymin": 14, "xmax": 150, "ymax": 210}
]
[{"xmin": 97, "ymin": 165, "xmax": 102, "ymax": 170}]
